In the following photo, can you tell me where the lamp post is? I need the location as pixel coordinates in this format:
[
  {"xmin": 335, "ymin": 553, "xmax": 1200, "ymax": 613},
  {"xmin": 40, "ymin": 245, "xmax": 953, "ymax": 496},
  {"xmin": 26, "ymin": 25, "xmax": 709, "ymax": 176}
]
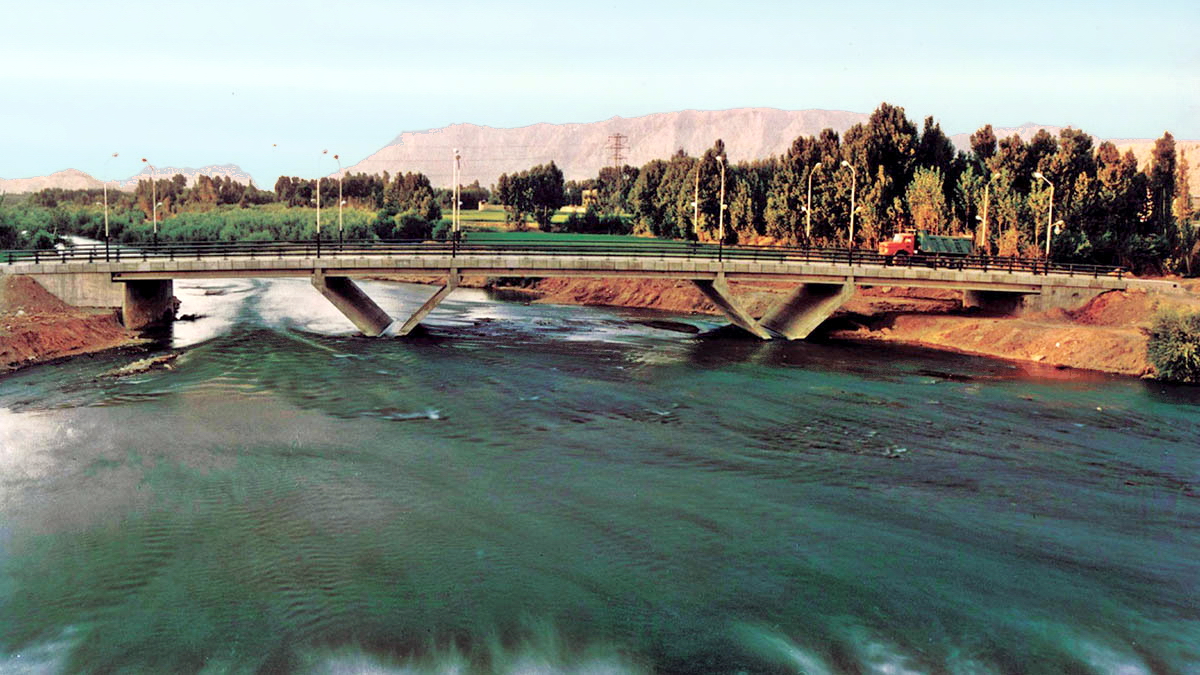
[
  {"xmin": 103, "ymin": 152, "xmax": 118, "ymax": 260},
  {"xmin": 316, "ymin": 149, "xmax": 328, "ymax": 257},
  {"xmin": 141, "ymin": 158, "xmax": 157, "ymax": 246},
  {"xmin": 1032, "ymin": 171, "xmax": 1055, "ymax": 257},
  {"xmin": 841, "ymin": 160, "xmax": 857, "ymax": 248},
  {"xmin": 806, "ymin": 162, "xmax": 822, "ymax": 243},
  {"xmin": 334, "ymin": 153, "xmax": 343, "ymax": 248},
  {"xmin": 453, "ymin": 149, "xmax": 462, "ymax": 253},
  {"xmin": 717, "ymin": 155, "xmax": 727, "ymax": 262}
]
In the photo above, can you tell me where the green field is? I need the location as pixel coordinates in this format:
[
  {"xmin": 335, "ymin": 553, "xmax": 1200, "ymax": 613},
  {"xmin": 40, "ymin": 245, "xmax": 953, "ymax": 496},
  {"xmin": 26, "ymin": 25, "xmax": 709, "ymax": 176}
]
[{"xmin": 461, "ymin": 231, "xmax": 678, "ymax": 247}]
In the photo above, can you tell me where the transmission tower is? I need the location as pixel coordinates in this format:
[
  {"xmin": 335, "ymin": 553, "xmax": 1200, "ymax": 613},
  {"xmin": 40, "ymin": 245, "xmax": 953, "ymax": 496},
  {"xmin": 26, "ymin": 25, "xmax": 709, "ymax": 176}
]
[
  {"xmin": 606, "ymin": 133, "xmax": 628, "ymax": 167},
  {"xmin": 606, "ymin": 134, "xmax": 629, "ymax": 204}
]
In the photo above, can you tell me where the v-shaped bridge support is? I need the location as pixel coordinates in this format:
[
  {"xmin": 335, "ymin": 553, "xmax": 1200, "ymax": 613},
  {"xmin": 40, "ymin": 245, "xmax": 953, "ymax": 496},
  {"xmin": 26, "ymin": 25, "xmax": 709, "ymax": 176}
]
[{"xmin": 691, "ymin": 277, "xmax": 856, "ymax": 340}]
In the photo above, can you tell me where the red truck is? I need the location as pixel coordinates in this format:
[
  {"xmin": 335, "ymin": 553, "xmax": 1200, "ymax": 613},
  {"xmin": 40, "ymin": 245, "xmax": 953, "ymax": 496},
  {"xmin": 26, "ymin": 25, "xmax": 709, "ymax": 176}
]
[{"xmin": 878, "ymin": 231, "xmax": 974, "ymax": 258}]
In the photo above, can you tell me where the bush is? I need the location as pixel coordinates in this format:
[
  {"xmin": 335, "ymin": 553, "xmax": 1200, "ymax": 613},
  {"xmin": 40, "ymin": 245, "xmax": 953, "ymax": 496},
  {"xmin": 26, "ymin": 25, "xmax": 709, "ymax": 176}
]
[
  {"xmin": 394, "ymin": 212, "xmax": 433, "ymax": 240},
  {"xmin": 27, "ymin": 229, "xmax": 57, "ymax": 250},
  {"xmin": 1147, "ymin": 307, "xmax": 1200, "ymax": 383}
]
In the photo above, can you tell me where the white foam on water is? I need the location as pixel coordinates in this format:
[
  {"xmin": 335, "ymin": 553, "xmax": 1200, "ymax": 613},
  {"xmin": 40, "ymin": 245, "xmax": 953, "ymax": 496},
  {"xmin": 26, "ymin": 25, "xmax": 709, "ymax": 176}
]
[
  {"xmin": 1075, "ymin": 637, "xmax": 1152, "ymax": 675},
  {"xmin": 733, "ymin": 623, "xmax": 832, "ymax": 675},
  {"xmin": 841, "ymin": 627, "xmax": 924, "ymax": 675},
  {"xmin": 299, "ymin": 648, "xmax": 646, "ymax": 675},
  {"xmin": 298, "ymin": 623, "xmax": 648, "ymax": 675},
  {"xmin": 0, "ymin": 629, "xmax": 78, "ymax": 675}
]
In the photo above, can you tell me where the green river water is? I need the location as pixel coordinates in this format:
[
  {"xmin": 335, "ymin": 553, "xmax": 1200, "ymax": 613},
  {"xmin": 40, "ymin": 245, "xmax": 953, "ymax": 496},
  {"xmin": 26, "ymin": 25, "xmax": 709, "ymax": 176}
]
[{"xmin": 0, "ymin": 278, "xmax": 1197, "ymax": 674}]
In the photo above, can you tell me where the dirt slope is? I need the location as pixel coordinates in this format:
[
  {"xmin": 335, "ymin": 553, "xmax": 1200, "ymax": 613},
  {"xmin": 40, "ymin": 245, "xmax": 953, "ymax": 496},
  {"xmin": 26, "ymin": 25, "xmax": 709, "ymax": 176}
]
[{"xmin": 0, "ymin": 275, "xmax": 138, "ymax": 372}]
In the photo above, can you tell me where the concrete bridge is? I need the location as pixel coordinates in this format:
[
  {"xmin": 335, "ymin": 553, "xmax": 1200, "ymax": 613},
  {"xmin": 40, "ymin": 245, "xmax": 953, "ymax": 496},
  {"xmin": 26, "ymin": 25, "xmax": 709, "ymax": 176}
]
[{"xmin": 1, "ymin": 240, "xmax": 1179, "ymax": 340}]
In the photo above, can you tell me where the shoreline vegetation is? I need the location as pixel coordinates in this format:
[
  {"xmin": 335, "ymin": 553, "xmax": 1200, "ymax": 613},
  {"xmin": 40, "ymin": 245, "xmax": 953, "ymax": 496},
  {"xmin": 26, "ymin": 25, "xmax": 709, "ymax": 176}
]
[{"xmin": 3, "ymin": 100, "xmax": 1198, "ymax": 377}]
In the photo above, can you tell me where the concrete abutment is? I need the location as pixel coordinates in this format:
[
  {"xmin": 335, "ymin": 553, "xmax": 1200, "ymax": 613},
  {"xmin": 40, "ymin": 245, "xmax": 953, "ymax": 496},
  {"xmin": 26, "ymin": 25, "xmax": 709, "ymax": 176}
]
[{"xmin": 962, "ymin": 286, "xmax": 1107, "ymax": 315}]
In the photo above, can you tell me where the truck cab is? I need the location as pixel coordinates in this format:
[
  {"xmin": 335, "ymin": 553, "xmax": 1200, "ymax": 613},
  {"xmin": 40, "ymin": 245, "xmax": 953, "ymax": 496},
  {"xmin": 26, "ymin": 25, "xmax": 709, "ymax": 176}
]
[{"xmin": 879, "ymin": 232, "xmax": 916, "ymax": 257}]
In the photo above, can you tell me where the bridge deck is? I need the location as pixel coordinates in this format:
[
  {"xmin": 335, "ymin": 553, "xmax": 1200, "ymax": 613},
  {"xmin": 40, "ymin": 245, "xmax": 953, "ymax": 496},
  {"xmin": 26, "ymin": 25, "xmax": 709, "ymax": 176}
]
[
  {"xmin": 1, "ymin": 241, "xmax": 1181, "ymax": 337},
  {"xmin": 2, "ymin": 251, "xmax": 1161, "ymax": 295}
]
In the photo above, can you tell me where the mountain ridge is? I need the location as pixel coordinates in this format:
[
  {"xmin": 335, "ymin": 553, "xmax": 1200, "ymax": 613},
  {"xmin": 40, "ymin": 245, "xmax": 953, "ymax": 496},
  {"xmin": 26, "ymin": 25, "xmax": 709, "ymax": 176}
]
[{"xmin": 4, "ymin": 109, "xmax": 1195, "ymax": 197}]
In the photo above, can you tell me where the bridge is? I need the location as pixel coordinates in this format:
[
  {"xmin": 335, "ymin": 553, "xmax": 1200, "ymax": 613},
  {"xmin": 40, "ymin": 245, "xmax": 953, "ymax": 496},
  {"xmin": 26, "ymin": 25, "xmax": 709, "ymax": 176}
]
[{"xmin": 1, "ymin": 239, "xmax": 1179, "ymax": 340}]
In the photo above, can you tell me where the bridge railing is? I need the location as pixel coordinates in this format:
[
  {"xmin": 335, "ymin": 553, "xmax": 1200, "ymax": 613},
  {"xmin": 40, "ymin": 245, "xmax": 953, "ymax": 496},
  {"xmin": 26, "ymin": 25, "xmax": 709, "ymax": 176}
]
[{"xmin": 1, "ymin": 238, "xmax": 1125, "ymax": 278}]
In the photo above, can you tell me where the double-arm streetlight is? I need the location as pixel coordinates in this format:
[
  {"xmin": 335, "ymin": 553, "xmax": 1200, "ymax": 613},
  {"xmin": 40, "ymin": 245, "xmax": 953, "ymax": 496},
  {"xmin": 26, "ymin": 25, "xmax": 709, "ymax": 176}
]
[
  {"xmin": 805, "ymin": 162, "xmax": 822, "ymax": 242},
  {"xmin": 1033, "ymin": 171, "xmax": 1055, "ymax": 257},
  {"xmin": 103, "ymin": 152, "xmax": 118, "ymax": 260},
  {"xmin": 316, "ymin": 149, "xmax": 328, "ymax": 255},
  {"xmin": 141, "ymin": 158, "xmax": 158, "ymax": 245},
  {"xmin": 841, "ymin": 160, "xmax": 857, "ymax": 248},
  {"xmin": 333, "ymin": 153, "xmax": 343, "ymax": 247}
]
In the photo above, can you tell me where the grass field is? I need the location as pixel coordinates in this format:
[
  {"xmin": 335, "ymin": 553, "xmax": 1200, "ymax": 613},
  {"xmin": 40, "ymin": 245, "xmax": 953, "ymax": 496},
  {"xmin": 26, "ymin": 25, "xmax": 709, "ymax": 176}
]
[{"xmin": 462, "ymin": 231, "xmax": 678, "ymax": 247}]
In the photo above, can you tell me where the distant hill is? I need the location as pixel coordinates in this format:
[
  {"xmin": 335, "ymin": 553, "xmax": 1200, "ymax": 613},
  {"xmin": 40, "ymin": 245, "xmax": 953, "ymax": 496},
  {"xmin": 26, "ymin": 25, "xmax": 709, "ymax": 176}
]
[
  {"xmin": 0, "ymin": 169, "xmax": 103, "ymax": 194},
  {"xmin": 5, "ymin": 110, "xmax": 1196, "ymax": 202},
  {"xmin": 0, "ymin": 164, "xmax": 258, "ymax": 195},
  {"xmin": 114, "ymin": 164, "xmax": 258, "ymax": 190},
  {"xmin": 344, "ymin": 108, "xmax": 870, "ymax": 187}
]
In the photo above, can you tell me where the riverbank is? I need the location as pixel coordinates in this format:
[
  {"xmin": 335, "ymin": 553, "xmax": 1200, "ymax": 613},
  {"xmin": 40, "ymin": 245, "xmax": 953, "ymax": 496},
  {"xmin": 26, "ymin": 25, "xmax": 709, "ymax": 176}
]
[
  {"xmin": 3, "ymin": 270, "xmax": 1192, "ymax": 378},
  {"xmin": 0, "ymin": 275, "xmax": 143, "ymax": 373},
  {"xmin": 493, "ymin": 277, "xmax": 1198, "ymax": 378}
]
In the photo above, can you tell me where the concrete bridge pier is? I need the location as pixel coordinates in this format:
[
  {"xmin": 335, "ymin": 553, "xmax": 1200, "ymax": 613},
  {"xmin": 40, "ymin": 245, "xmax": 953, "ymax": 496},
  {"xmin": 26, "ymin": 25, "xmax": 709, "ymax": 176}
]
[
  {"xmin": 759, "ymin": 280, "xmax": 857, "ymax": 340},
  {"xmin": 394, "ymin": 272, "xmax": 460, "ymax": 336},
  {"xmin": 311, "ymin": 271, "xmax": 393, "ymax": 336},
  {"xmin": 692, "ymin": 276, "xmax": 772, "ymax": 339},
  {"xmin": 122, "ymin": 280, "xmax": 175, "ymax": 330}
]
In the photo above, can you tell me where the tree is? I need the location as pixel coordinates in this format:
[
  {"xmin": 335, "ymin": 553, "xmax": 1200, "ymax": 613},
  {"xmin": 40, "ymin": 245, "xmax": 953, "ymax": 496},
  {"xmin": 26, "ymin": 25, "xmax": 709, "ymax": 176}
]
[
  {"xmin": 914, "ymin": 116, "xmax": 955, "ymax": 172},
  {"xmin": 628, "ymin": 159, "xmax": 667, "ymax": 236},
  {"xmin": 527, "ymin": 162, "xmax": 565, "ymax": 228},
  {"xmin": 906, "ymin": 167, "xmax": 950, "ymax": 233},
  {"xmin": 1149, "ymin": 132, "xmax": 1177, "ymax": 235},
  {"xmin": 497, "ymin": 163, "xmax": 564, "ymax": 229},
  {"xmin": 384, "ymin": 172, "xmax": 441, "ymax": 223},
  {"xmin": 969, "ymin": 124, "xmax": 997, "ymax": 169}
]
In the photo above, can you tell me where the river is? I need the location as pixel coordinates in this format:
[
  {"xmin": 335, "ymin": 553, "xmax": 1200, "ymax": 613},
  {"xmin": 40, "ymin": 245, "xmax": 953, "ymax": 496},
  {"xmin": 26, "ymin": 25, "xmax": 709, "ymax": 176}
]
[{"xmin": 1, "ymin": 277, "xmax": 1197, "ymax": 674}]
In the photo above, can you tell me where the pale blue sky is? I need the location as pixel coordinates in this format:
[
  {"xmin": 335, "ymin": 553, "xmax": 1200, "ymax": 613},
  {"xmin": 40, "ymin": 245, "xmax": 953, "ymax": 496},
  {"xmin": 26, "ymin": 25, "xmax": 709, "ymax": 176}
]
[{"xmin": 2, "ymin": 0, "xmax": 1196, "ymax": 186}]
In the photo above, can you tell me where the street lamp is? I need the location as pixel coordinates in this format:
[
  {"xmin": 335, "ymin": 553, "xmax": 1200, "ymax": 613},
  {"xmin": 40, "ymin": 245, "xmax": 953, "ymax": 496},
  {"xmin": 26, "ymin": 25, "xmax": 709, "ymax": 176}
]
[
  {"xmin": 317, "ymin": 150, "xmax": 327, "ymax": 248},
  {"xmin": 103, "ymin": 152, "xmax": 118, "ymax": 260},
  {"xmin": 333, "ymin": 153, "xmax": 343, "ymax": 247},
  {"xmin": 453, "ymin": 149, "xmax": 462, "ymax": 246},
  {"xmin": 717, "ymin": 155, "xmax": 727, "ymax": 261},
  {"xmin": 1033, "ymin": 171, "xmax": 1054, "ymax": 257},
  {"xmin": 841, "ymin": 160, "xmax": 857, "ymax": 248},
  {"xmin": 806, "ymin": 162, "xmax": 822, "ymax": 242},
  {"xmin": 141, "ymin": 158, "xmax": 157, "ymax": 246}
]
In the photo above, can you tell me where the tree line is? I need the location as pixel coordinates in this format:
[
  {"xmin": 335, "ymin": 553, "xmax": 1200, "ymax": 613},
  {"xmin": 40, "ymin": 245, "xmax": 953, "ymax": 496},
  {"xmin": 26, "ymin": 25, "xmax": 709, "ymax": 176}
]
[
  {"xmin": 5, "ymin": 101, "xmax": 1195, "ymax": 275},
  {"xmin": 561, "ymin": 103, "xmax": 1196, "ymax": 274}
]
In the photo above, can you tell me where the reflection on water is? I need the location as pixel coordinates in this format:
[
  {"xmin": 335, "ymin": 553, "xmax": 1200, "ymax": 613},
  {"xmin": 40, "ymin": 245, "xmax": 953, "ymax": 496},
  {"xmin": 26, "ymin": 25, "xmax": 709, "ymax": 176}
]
[{"xmin": 1, "ymin": 278, "xmax": 1197, "ymax": 674}]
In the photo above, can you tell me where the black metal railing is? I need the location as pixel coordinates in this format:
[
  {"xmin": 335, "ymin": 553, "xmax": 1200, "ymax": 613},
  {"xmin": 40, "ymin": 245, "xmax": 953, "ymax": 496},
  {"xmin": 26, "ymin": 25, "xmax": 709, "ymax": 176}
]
[{"xmin": 1, "ymin": 239, "xmax": 1126, "ymax": 278}]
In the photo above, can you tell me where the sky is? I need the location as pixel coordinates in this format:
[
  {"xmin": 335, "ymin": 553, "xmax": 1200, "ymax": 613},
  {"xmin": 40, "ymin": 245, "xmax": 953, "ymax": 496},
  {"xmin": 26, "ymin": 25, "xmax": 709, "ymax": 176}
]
[{"xmin": 1, "ymin": 0, "xmax": 1196, "ymax": 187}]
